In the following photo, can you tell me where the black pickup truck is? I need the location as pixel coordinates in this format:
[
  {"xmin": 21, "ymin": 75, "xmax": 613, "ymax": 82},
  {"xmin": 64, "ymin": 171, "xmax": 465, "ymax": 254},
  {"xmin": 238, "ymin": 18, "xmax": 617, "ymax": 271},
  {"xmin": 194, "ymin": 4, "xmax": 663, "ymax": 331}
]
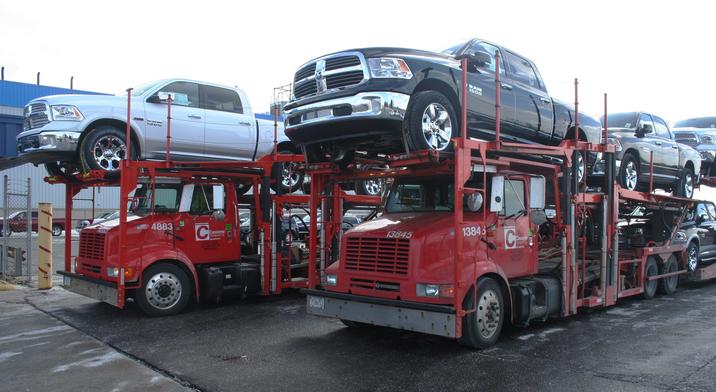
[{"xmin": 283, "ymin": 38, "xmax": 601, "ymax": 179}]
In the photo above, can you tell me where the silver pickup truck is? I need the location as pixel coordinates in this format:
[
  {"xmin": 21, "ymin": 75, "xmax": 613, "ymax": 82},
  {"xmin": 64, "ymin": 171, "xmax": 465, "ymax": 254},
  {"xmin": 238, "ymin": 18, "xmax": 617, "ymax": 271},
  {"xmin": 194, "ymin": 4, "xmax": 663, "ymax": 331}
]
[{"xmin": 17, "ymin": 79, "xmax": 303, "ymax": 193}]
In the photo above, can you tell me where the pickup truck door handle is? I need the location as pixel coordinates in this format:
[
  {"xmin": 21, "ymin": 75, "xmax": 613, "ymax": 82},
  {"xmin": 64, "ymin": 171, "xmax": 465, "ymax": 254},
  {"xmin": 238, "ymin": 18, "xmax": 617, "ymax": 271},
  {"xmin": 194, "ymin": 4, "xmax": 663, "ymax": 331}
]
[
  {"xmin": 500, "ymin": 83, "xmax": 513, "ymax": 90},
  {"xmin": 654, "ymin": 141, "xmax": 662, "ymax": 146},
  {"xmin": 187, "ymin": 114, "xmax": 202, "ymax": 119},
  {"xmin": 239, "ymin": 121, "xmax": 252, "ymax": 126},
  {"xmin": 539, "ymin": 97, "xmax": 551, "ymax": 104}
]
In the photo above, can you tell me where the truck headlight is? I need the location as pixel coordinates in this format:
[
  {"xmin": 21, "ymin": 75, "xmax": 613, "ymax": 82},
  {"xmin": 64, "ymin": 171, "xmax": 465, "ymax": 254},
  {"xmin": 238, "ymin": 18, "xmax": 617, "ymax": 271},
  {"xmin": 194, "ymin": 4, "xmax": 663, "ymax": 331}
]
[
  {"xmin": 50, "ymin": 105, "xmax": 84, "ymax": 121},
  {"xmin": 325, "ymin": 274, "xmax": 338, "ymax": 286},
  {"xmin": 607, "ymin": 137, "xmax": 622, "ymax": 152},
  {"xmin": 700, "ymin": 151, "xmax": 715, "ymax": 161},
  {"xmin": 416, "ymin": 283, "xmax": 454, "ymax": 298},
  {"xmin": 367, "ymin": 58, "xmax": 413, "ymax": 79},
  {"xmin": 107, "ymin": 267, "xmax": 119, "ymax": 277}
]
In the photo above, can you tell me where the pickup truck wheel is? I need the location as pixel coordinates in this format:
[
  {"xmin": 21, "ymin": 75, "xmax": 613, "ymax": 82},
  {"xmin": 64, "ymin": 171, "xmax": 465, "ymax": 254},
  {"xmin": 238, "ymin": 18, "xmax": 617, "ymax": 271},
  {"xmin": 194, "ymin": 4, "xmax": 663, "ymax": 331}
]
[
  {"xmin": 459, "ymin": 278, "xmax": 504, "ymax": 349},
  {"xmin": 575, "ymin": 151, "xmax": 586, "ymax": 185},
  {"xmin": 675, "ymin": 167, "xmax": 695, "ymax": 198},
  {"xmin": 51, "ymin": 224, "xmax": 63, "ymax": 237},
  {"xmin": 619, "ymin": 153, "xmax": 640, "ymax": 191},
  {"xmin": 136, "ymin": 262, "xmax": 191, "ymax": 316},
  {"xmin": 657, "ymin": 255, "xmax": 679, "ymax": 295},
  {"xmin": 80, "ymin": 126, "xmax": 137, "ymax": 176},
  {"xmin": 686, "ymin": 242, "xmax": 699, "ymax": 272},
  {"xmin": 271, "ymin": 149, "xmax": 304, "ymax": 194},
  {"xmin": 355, "ymin": 178, "xmax": 385, "ymax": 196},
  {"xmin": 406, "ymin": 91, "xmax": 457, "ymax": 153},
  {"xmin": 45, "ymin": 162, "xmax": 81, "ymax": 180},
  {"xmin": 643, "ymin": 256, "xmax": 658, "ymax": 299}
]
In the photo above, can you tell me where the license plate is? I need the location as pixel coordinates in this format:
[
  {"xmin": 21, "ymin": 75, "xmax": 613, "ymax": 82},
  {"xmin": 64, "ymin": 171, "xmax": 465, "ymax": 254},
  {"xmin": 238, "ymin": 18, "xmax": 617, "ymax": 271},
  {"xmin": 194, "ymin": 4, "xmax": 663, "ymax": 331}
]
[{"xmin": 308, "ymin": 295, "xmax": 325, "ymax": 310}]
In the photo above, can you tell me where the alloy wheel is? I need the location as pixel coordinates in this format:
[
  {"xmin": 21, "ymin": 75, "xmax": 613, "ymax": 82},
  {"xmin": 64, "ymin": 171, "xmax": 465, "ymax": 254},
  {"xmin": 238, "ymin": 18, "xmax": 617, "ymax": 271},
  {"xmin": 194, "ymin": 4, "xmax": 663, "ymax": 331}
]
[
  {"xmin": 93, "ymin": 135, "xmax": 126, "ymax": 171},
  {"xmin": 624, "ymin": 161, "xmax": 638, "ymax": 190},
  {"xmin": 421, "ymin": 103, "xmax": 453, "ymax": 151},
  {"xmin": 687, "ymin": 245, "xmax": 698, "ymax": 271},
  {"xmin": 683, "ymin": 172, "xmax": 694, "ymax": 198},
  {"xmin": 363, "ymin": 179, "xmax": 384, "ymax": 196}
]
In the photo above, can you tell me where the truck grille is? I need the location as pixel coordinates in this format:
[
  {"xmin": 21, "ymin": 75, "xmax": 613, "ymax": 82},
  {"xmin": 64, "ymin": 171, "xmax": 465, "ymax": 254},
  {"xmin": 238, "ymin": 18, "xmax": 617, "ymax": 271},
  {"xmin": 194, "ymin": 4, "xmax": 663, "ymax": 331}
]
[
  {"xmin": 350, "ymin": 277, "xmax": 400, "ymax": 292},
  {"xmin": 79, "ymin": 231, "xmax": 106, "ymax": 261},
  {"xmin": 674, "ymin": 132, "xmax": 698, "ymax": 147},
  {"xmin": 344, "ymin": 236, "xmax": 410, "ymax": 275},
  {"xmin": 292, "ymin": 53, "xmax": 366, "ymax": 100},
  {"xmin": 23, "ymin": 102, "xmax": 49, "ymax": 131}
]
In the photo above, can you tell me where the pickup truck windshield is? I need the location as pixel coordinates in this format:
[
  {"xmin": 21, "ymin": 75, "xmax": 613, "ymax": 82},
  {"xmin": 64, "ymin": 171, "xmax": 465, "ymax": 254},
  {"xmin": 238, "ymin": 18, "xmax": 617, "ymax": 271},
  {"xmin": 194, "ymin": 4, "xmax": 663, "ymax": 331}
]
[
  {"xmin": 604, "ymin": 113, "xmax": 638, "ymax": 129},
  {"xmin": 440, "ymin": 40, "xmax": 470, "ymax": 56},
  {"xmin": 119, "ymin": 80, "xmax": 163, "ymax": 96},
  {"xmin": 132, "ymin": 184, "xmax": 182, "ymax": 215}
]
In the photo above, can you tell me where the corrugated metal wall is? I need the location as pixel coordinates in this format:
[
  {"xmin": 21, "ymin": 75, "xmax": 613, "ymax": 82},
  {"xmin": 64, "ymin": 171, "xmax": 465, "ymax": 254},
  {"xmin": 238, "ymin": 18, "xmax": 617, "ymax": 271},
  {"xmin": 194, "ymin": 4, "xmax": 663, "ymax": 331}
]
[{"xmin": 0, "ymin": 80, "xmax": 105, "ymax": 108}]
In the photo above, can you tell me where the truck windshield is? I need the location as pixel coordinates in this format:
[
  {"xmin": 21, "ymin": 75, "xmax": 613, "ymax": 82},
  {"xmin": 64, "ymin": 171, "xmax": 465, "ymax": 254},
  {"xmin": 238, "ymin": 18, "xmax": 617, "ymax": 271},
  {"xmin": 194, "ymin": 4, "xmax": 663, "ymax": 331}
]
[
  {"xmin": 119, "ymin": 80, "xmax": 163, "ymax": 96},
  {"xmin": 440, "ymin": 40, "xmax": 470, "ymax": 56},
  {"xmin": 131, "ymin": 184, "xmax": 182, "ymax": 215},
  {"xmin": 386, "ymin": 179, "xmax": 454, "ymax": 213},
  {"xmin": 603, "ymin": 113, "xmax": 638, "ymax": 129}
]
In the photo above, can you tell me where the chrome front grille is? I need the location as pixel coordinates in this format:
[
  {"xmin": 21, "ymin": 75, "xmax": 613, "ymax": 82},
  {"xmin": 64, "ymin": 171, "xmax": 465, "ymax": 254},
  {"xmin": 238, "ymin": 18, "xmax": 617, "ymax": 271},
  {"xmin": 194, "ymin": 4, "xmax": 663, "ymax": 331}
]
[
  {"xmin": 23, "ymin": 102, "xmax": 49, "ymax": 131},
  {"xmin": 674, "ymin": 132, "xmax": 698, "ymax": 147},
  {"xmin": 344, "ymin": 236, "xmax": 410, "ymax": 275},
  {"xmin": 292, "ymin": 53, "xmax": 366, "ymax": 100}
]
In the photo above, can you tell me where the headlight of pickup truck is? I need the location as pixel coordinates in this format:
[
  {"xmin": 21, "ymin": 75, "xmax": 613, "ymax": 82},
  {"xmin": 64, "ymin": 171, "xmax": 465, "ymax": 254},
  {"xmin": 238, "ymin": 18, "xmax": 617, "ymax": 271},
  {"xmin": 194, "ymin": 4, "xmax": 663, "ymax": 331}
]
[
  {"xmin": 367, "ymin": 58, "xmax": 413, "ymax": 79},
  {"xmin": 607, "ymin": 137, "xmax": 622, "ymax": 152},
  {"xmin": 50, "ymin": 105, "xmax": 84, "ymax": 121}
]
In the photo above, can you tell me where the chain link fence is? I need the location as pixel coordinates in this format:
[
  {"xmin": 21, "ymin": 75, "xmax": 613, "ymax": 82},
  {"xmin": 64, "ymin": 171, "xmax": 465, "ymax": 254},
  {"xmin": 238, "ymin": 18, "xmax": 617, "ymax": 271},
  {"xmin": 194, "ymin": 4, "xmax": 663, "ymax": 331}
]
[{"xmin": 1, "ymin": 175, "xmax": 31, "ymax": 282}]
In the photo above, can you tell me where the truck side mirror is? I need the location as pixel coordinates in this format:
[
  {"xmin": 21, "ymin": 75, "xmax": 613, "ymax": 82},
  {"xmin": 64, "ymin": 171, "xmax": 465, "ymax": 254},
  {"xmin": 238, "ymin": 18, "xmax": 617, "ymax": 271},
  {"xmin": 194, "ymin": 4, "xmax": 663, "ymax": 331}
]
[
  {"xmin": 212, "ymin": 185, "xmax": 224, "ymax": 210},
  {"xmin": 178, "ymin": 184, "xmax": 194, "ymax": 212},
  {"xmin": 490, "ymin": 176, "xmax": 505, "ymax": 212},
  {"xmin": 529, "ymin": 176, "xmax": 546, "ymax": 209}
]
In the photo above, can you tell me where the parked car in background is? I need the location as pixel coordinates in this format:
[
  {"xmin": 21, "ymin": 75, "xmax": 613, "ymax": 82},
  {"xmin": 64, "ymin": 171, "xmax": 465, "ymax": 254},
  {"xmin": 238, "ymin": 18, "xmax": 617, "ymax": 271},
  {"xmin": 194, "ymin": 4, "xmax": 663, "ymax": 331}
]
[
  {"xmin": 283, "ymin": 38, "xmax": 601, "ymax": 183},
  {"xmin": 603, "ymin": 112, "xmax": 701, "ymax": 197},
  {"xmin": 677, "ymin": 201, "xmax": 716, "ymax": 271},
  {"xmin": 672, "ymin": 116, "xmax": 716, "ymax": 177},
  {"xmin": 17, "ymin": 79, "xmax": 303, "ymax": 193},
  {"xmin": 0, "ymin": 211, "xmax": 66, "ymax": 236},
  {"xmin": 78, "ymin": 211, "xmax": 120, "ymax": 229}
]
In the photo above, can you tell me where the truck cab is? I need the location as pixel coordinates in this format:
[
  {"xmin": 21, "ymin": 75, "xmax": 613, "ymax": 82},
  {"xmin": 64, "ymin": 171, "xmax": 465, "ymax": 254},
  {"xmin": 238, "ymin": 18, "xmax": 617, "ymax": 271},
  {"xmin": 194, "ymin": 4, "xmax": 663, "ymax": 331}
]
[{"xmin": 69, "ymin": 177, "xmax": 260, "ymax": 316}]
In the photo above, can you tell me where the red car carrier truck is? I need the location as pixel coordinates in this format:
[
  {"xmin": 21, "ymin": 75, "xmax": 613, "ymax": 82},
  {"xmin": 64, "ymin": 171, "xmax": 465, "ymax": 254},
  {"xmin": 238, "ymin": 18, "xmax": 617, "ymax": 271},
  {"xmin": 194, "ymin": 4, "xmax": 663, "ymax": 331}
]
[{"xmin": 302, "ymin": 57, "xmax": 714, "ymax": 348}]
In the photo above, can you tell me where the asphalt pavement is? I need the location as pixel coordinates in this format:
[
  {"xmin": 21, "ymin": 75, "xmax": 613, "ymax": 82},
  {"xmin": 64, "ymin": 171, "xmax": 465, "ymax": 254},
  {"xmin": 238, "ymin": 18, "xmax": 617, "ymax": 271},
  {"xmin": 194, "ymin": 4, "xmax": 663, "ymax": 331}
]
[{"xmin": 2, "ymin": 279, "xmax": 714, "ymax": 391}]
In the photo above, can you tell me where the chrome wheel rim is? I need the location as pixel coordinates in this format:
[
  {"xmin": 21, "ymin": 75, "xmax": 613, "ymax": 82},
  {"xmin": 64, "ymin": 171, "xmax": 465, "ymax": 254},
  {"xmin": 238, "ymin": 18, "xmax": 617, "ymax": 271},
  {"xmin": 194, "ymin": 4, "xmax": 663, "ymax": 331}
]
[
  {"xmin": 281, "ymin": 163, "xmax": 300, "ymax": 188},
  {"xmin": 624, "ymin": 161, "xmax": 638, "ymax": 190},
  {"xmin": 93, "ymin": 135, "xmax": 126, "ymax": 171},
  {"xmin": 688, "ymin": 245, "xmax": 698, "ymax": 271},
  {"xmin": 683, "ymin": 173, "xmax": 694, "ymax": 198},
  {"xmin": 421, "ymin": 103, "xmax": 452, "ymax": 151},
  {"xmin": 476, "ymin": 288, "xmax": 501, "ymax": 340},
  {"xmin": 145, "ymin": 272, "xmax": 182, "ymax": 310},
  {"xmin": 363, "ymin": 179, "xmax": 384, "ymax": 196},
  {"xmin": 576, "ymin": 152, "xmax": 585, "ymax": 184}
]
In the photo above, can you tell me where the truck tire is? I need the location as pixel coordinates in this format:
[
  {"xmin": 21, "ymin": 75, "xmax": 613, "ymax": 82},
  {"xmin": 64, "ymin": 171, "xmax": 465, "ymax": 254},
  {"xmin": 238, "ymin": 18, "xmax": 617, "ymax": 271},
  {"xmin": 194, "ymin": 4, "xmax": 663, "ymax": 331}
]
[
  {"xmin": 51, "ymin": 224, "xmax": 63, "ymax": 237},
  {"xmin": 619, "ymin": 152, "xmax": 640, "ymax": 191},
  {"xmin": 459, "ymin": 278, "xmax": 504, "ymax": 349},
  {"xmin": 80, "ymin": 125, "xmax": 137, "ymax": 176},
  {"xmin": 675, "ymin": 166, "xmax": 695, "ymax": 198},
  {"xmin": 136, "ymin": 262, "xmax": 191, "ymax": 317},
  {"xmin": 686, "ymin": 241, "xmax": 699, "ymax": 272},
  {"xmin": 355, "ymin": 178, "xmax": 385, "ymax": 196},
  {"xmin": 406, "ymin": 91, "xmax": 458, "ymax": 153},
  {"xmin": 45, "ymin": 162, "xmax": 81, "ymax": 180},
  {"xmin": 271, "ymin": 149, "xmax": 304, "ymax": 194},
  {"xmin": 657, "ymin": 255, "xmax": 679, "ymax": 295},
  {"xmin": 643, "ymin": 256, "xmax": 658, "ymax": 299}
]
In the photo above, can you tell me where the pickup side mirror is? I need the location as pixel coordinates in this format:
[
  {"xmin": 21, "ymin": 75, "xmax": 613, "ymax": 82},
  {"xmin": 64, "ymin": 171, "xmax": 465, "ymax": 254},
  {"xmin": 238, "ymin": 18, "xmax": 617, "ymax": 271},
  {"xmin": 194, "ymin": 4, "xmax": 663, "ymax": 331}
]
[
  {"xmin": 637, "ymin": 123, "xmax": 653, "ymax": 137},
  {"xmin": 473, "ymin": 51, "xmax": 492, "ymax": 68},
  {"xmin": 698, "ymin": 213, "xmax": 709, "ymax": 223},
  {"xmin": 148, "ymin": 91, "xmax": 191, "ymax": 106}
]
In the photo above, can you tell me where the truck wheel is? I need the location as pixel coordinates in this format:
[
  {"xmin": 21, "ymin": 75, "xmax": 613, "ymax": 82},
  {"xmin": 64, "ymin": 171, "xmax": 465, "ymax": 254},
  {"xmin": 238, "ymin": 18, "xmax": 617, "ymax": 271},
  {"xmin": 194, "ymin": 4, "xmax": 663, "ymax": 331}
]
[
  {"xmin": 658, "ymin": 255, "xmax": 679, "ymax": 295},
  {"xmin": 619, "ymin": 152, "xmax": 640, "ymax": 191},
  {"xmin": 459, "ymin": 278, "xmax": 504, "ymax": 349},
  {"xmin": 686, "ymin": 242, "xmax": 699, "ymax": 272},
  {"xmin": 80, "ymin": 126, "xmax": 137, "ymax": 176},
  {"xmin": 45, "ymin": 162, "xmax": 81, "ymax": 180},
  {"xmin": 136, "ymin": 262, "xmax": 191, "ymax": 316},
  {"xmin": 355, "ymin": 178, "xmax": 385, "ymax": 196},
  {"xmin": 406, "ymin": 91, "xmax": 457, "ymax": 153},
  {"xmin": 643, "ymin": 256, "xmax": 658, "ymax": 299},
  {"xmin": 271, "ymin": 149, "xmax": 304, "ymax": 194},
  {"xmin": 51, "ymin": 224, "xmax": 63, "ymax": 237},
  {"xmin": 675, "ymin": 167, "xmax": 695, "ymax": 198}
]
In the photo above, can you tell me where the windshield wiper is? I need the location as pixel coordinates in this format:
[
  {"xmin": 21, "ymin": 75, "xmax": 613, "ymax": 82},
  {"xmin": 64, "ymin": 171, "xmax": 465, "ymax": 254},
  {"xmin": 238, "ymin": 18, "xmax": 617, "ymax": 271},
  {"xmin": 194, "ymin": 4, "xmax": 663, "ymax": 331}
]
[{"xmin": 504, "ymin": 209, "xmax": 526, "ymax": 221}]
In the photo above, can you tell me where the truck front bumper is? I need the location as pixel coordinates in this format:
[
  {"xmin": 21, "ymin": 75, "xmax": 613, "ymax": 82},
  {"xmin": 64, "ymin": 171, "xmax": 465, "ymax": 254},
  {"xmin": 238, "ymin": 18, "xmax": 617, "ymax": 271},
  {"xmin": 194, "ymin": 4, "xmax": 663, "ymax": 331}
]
[
  {"xmin": 17, "ymin": 128, "xmax": 82, "ymax": 163},
  {"xmin": 303, "ymin": 289, "xmax": 457, "ymax": 338},
  {"xmin": 284, "ymin": 91, "xmax": 410, "ymax": 145},
  {"xmin": 57, "ymin": 271, "xmax": 120, "ymax": 307}
]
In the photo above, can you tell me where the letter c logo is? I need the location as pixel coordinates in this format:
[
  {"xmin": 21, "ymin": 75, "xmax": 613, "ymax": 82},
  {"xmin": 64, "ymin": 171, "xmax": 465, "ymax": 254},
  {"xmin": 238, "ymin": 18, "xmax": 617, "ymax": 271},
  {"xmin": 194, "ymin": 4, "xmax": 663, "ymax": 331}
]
[{"xmin": 196, "ymin": 223, "xmax": 210, "ymax": 241}]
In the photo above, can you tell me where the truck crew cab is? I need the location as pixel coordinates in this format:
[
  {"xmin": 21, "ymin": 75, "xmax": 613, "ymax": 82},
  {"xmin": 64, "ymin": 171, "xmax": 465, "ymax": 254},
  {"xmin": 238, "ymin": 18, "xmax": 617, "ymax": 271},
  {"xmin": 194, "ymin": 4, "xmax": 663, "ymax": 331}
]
[{"xmin": 61, "ymin": 177, "xmax": 262, "ymax": 316}]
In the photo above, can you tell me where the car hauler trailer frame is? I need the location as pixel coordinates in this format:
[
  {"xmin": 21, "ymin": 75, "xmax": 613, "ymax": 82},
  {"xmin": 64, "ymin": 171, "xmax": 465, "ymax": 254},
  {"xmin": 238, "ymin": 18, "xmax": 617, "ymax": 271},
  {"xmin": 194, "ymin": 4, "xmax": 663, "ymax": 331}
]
[
  {"xmin": 302, "ymin": 55, "xmax": 714, "ymax": 348},
  {"xmin": 46, "ymin": 93, "xmax": 380, "ymax": 315}
]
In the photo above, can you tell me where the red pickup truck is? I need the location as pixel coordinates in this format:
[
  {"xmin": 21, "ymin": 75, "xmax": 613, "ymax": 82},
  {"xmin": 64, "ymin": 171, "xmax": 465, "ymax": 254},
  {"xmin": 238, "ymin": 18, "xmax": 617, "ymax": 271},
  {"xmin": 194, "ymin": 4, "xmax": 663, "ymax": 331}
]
[{"xmin": 0, "ymin": 211, "xmax": 66, "ymax": 236}]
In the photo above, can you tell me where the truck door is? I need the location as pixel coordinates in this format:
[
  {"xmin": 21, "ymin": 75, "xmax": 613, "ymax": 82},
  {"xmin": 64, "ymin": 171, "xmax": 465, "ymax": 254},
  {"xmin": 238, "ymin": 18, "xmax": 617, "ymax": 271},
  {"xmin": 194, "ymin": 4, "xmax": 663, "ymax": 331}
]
[
  {"xmin": 145, "ymin": 81, "xmax": 206, "ymax": 160},
  {"xmin": 699, "ymin": 202, "xmax": 716, "ymax": 260},
  {"xmin": 201, "ymin": 85, "xmax": 255, "ymax": 160},
  {"xmin": 463, "ymin": 41, "xmax": 516, "ymax": 141},
  {"xmin": 503, "ymin": 51, "xmax": 553, "ymax": 144},
  {"xmin": 177, "ymin": 184, "xmax": 239, "ymax": 264},
  {"xmin": 653, "ymin": 116, "xmax": 680, "ymax": 177},
  {"xmin": 491, "ymin": 178, "xmax": 537, "ymax": 277}
]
